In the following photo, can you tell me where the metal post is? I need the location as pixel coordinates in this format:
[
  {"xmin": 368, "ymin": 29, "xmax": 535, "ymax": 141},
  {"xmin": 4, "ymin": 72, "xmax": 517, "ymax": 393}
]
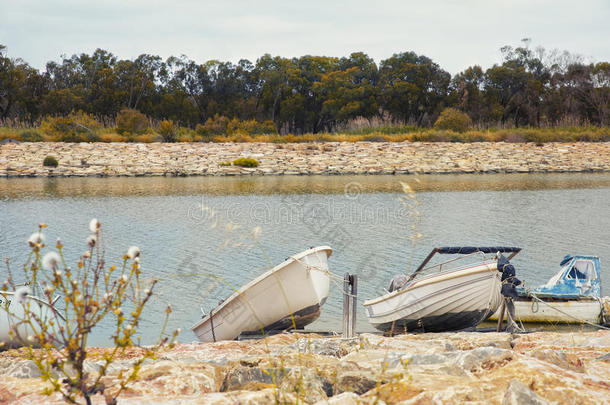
[
  {"xmin": 343, "ymin": 272, "xmax": 351, "ymax": 338},
  {"xmin": 350, "ymin": 275, "xmax": 357, "ymax": 338}
]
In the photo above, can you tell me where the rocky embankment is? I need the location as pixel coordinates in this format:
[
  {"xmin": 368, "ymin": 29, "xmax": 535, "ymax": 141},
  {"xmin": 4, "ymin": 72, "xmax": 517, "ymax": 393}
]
[
  {"xmin": 1, "ymin": 331, "xmax": 609, "ymax": 404},
  {"xmin": 1, "ymin": 142, "xmax": 610, "ymax": 177}
]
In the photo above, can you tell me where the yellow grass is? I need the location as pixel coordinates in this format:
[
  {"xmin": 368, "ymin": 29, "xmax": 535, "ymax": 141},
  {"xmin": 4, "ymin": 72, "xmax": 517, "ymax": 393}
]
[{"xmin": 1, "ymin": 126, "xmax": 608, "ymax": 143}]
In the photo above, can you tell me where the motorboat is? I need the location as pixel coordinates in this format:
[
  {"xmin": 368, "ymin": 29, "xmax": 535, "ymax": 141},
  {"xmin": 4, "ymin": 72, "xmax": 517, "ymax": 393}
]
[
  {"xmin": 489, "ymin": 254, "xmax": 610, "ymax": 325},
  {"xmin": 363, "ymin": 246, "xmax": 521, "ymax": 333},
  {"xmin": 191, "ymin": 246, "xmax": 332, "ymax": 342}
]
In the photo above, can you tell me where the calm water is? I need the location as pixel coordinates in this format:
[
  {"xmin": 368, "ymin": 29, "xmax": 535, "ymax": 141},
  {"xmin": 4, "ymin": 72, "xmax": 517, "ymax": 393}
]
[{"xmin": 1, "ymin": 173, "xmax": 609, "ymax": 345}]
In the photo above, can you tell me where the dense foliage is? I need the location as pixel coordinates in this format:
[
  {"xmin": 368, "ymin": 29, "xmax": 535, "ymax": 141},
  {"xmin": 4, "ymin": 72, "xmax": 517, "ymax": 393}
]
[
  {"xmin": 434, "ymin": 108, "xmax": 473, "ymax": 132},
  {"xmin": 0, "ymin": 41, "xmax": 608, "ymax": 136},
  {"xmin": 232, "ymin": 157, "xmax": 259, "ymax": 167},
  {"xmin": 42, "ymin": 155, "xmax": 58, "ymax": 167}
]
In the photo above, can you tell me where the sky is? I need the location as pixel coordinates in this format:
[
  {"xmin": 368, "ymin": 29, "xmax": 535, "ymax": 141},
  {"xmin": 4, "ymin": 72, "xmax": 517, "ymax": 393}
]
[{"xmin": 1, "ymin": 0, "xmax": 609, "ymax": 75}]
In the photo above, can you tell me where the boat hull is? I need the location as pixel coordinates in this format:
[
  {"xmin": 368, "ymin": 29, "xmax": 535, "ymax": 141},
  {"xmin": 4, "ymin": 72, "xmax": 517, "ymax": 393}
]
[
  {"xmin": 488, "ymin": 298, "xmax": 602, "ymax": 324},
  {"xmin": 364, "ymin": 261, "xmax": 502, "ymax": 333},
  {"xmin": 191, "ymin": 246, "xmax": 331, "ymax": 342}
]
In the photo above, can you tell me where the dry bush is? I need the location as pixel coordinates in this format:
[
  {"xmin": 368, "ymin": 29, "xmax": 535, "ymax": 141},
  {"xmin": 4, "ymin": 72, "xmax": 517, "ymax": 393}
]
[
  {"xmin": 434, "ymin": 108, "xmax": 473, "ymax": 133},
  {"xmin": 196, "ymin": 115, "xmax": 278, "ymax": 139},
  {"xmin": 157, "ymin": 120, "xmax": 176, "ymax": 142},
  {"xmin": 100, "ymin": 133, "xmax": 129, "ymax": 143},
  {"xmin": 116, "ymin": 109, "xmax": 149, "ymax": 136},
  {"xmin": 40, "ymin": 112, "xmax": 103, "ymax": 142},
  {"xmin": 0, "ymin": 221, "xmax": 177, "ymax": 405},
  {"xmin": 132, "ymin": 134, "xmax": 158, "ymax": 143}
]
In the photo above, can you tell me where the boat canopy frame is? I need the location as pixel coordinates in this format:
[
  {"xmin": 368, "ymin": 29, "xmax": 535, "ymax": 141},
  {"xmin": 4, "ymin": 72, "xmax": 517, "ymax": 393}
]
[{"xmin": 407, "ymin": 246, "xmax": 521, "ymax": 283}]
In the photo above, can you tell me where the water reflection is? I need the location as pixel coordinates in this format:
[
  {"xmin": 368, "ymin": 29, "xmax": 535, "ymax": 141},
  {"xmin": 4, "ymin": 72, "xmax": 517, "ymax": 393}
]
[{"xmin": 1, "ymin": 173, "xmax": 610, "ymax": 200}]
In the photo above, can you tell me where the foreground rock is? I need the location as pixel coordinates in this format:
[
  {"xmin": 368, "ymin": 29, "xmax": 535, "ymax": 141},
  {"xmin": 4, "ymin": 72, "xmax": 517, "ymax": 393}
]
[
  {"xmin": 1, "ymin": 141, "xmax": 609, "ymax": 177},
  {"xmin": 1, "ymin": 330, "xmax": 609, "ymax": 404}
]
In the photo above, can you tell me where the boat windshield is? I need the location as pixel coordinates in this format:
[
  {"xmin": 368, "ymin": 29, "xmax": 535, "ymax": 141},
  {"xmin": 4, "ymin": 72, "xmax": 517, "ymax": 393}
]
[
  {"xmin": 543, "ymin": 259, "xmax": 597, "ymax": 288},
  {"xmin": 566, "ymin": 260, "xmax": 597, "ymax": 281}
]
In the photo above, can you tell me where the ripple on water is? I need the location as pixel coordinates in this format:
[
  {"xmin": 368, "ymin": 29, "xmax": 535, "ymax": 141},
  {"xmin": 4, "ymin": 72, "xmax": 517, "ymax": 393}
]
[{"xmin": 0, "ymin": 174, "xmax": 608, "ymax": 345}]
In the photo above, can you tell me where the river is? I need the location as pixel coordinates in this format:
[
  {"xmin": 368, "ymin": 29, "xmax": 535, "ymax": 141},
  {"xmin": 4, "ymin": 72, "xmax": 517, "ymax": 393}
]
[{"xmin": 1, "ymin": 173, "xmax": 609, "ymax": 345}]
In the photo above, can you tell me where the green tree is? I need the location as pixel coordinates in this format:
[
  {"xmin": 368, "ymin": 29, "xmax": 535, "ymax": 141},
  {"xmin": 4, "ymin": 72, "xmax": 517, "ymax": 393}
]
[
  {"xmin": 312, "ymin": 52, "xmax": 378, "ymax": 130},
  {"xmin": 451, "ymin": 66, "xmax": 486, "ymax": 125},
  {"xmin": 484, "ymin": 40, "xmax": 550, "ymax": 126},
  {"xmin": 114, "ymin": 54, "xmax": 163, "ymax": 114},
  {"xmin": 378, "ymin": 52, "xmax": 451, "ymax": 125}
]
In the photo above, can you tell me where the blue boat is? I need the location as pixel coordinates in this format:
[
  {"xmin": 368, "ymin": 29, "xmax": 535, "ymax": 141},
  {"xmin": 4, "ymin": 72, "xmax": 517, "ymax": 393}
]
[
  {"xmin": 523, "ymin": 254, "xmax": 601, "ymax": 299},
  {"xmin": 491, "ymin": 255, "xmax": 610, "ymax": 325}
]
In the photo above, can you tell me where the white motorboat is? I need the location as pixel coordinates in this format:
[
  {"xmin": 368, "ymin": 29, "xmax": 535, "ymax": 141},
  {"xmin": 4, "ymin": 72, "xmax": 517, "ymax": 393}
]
[
  {"xmin": 1, "ymin": 291, "xmax": 64, "ymax": 348},
  {"xmin": 191, "ymin": 246, "xmax": 332, "ymax": 342},
  {"xmin": 364, "ymin": 246, "xmax": 521, "ymax": 333}
]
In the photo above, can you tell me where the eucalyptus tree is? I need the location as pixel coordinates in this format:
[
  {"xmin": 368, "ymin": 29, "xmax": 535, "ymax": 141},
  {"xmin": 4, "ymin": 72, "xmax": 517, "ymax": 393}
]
[
  {"xmin": 378, "ymin": 51, "xmax": 451, "ymax": 125},
  {"xmin": 313, "ymin": 52, "xmax": 379, "ymax": 130},
  {"xmin": 450, "ymin": 66, "xmax": 487, "ymax": 126}
]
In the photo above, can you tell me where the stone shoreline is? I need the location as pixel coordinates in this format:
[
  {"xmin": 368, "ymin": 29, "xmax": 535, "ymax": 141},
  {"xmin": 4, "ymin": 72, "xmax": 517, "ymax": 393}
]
[
  {"xmin": 1, "ymin": 142, "xmax": 610, "ymax": 178},
  {"xmin": 1, "ymin": 331, "xmax": 609, "ymax": 404}
]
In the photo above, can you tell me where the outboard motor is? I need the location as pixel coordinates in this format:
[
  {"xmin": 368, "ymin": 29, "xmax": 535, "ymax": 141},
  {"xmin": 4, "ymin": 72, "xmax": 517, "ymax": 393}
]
[{"xmin": 497, "ymin": 254, "xmax": 521, "ymax": 298}]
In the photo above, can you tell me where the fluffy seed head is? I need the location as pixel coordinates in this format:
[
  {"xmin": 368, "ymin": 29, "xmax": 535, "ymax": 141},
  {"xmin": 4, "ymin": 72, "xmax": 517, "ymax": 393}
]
[
  {"xmin": 27, "ymin": 232, "xmax": 45, "ymax": 247},
  {"xmin": 126, "ymin": 246, "xmax": 140, "ymax": 259},
  {"xmin": 86, "ymin": 235, "xmax": 97, "ymax": 248},
  {"xmin": 89, "ymin": 218, "xmax": 100, "ymax": 233},
  {"xmin": 15, "ymin": 286, "xmax": 30, "ymax": 303},
  {"xmin": 42, "ymin": 252, "xmax": 61, "ymax": 271}
]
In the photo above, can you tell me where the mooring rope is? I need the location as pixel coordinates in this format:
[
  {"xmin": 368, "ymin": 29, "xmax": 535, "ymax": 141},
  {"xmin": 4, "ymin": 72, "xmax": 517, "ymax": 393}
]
[
  {"xmin": 524, "ymin": 292, "xmax": 610, "ymax": 330},
  {"xmin": 289, "ymin": 255, "xmax": 358, "ymax": 298}
]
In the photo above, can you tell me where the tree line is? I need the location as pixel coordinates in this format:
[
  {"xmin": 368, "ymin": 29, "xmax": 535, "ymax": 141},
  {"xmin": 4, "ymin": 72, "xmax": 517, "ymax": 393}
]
[{"xmin": 1, "ymin": 41, "xmax": 608, "ymax": 134}]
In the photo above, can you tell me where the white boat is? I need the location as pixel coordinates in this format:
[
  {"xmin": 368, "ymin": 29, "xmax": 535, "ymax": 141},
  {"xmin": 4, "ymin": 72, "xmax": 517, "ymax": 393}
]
[
  {"xmin": 364, "ymin": 247, "xmax": 521, "ymax": 333},
  {"xmin": 489, "ymin": 298, "xmax": 603, "ymax": 324},
  {"xmin": 1, "ymin": 291, "xmax": 64, "ymax": 348},
  {"xmin": 191, "ymin": 246, "xmax": 332, "ymax": 342},
  {"xmin": 489, "ymin": 254, "xmax": 609, "ymax": 325}
]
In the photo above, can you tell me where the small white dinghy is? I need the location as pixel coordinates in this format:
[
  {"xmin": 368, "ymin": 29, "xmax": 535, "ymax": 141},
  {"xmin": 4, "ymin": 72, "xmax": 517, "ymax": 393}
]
[
  {"xmin": 364, "ymin": 247, "xmax": 521, "ymax": 333},
  {"xmin": 191, "ymin": 246, "xmax": 332, "ymax": 342},
  {"xmin": 1, "ymin": 291, "xmax": 64, "ymax": 348}
]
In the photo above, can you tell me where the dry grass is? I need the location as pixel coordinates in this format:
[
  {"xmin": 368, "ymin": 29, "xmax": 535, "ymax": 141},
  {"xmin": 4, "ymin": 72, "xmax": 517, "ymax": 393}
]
[{"xmin": 1, "ymin": 125, "xmax": 609, "ymax": 144}]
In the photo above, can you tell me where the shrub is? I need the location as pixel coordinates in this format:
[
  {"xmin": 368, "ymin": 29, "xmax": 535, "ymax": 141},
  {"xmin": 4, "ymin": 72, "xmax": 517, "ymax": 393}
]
[
  {"xmin": 196, "ymin": 115, "xmax": 278, "ymax": 138},
  {"xmin": 40, "ymin": 111, "xmax": 102, "ymax": 142},
  {"xmin": 42, "ymin": 155, "xmax": 58, "ymax": 167},
  {"xmin": 232, "ymin": 157, "xmax": 259, "ymax": 167},
  {"xmin": 20, "ymin": 130, "xmax": 44, "ymax": 142},
  {"xmin": 133, "ymin": 133, "xmax": 158, "ymax": 143},
  {"xmin": 176, "ymin": 126, "xmax": 197, "ymax": 142},
  {"xmin": 434, "ymin": 108, "xmax": 473, "ymax": 133},
  {"xmin": 238, "ymin": 119, "xmax": 278, "ymax": 135},
  {"xmin": 100, "ymin": 132, "xmax": 128, "ymax": 143},
  {"xmin": 0, "ymin": 129, "xmax": 21, "ymax": 142},
  {"xmin": 196, "ymin": 114, "xmax": 230, "ymax": 137},
  {"xmin": 0, "ymin": 222, "xmax": 177, "ymax": 404},
  {"xmin": 157, "ymin": 120, "xmax": 176, "ymax": 142},
  {"xmin": 219, "ymin": 161, "xmax": 232, "ymax": 166},
  {"xmin": 116, "ymin": 108, "xmax": 149, "ymax": 135},
  {"xmin": 363, "ymin": 134, "xmax": 388, "ymax": 142}
]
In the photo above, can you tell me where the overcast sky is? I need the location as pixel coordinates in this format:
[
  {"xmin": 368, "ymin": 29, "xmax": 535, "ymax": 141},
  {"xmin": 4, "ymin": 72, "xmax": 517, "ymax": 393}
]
[{"xmin": 1, "ymin": 0, "xmax": 609, "ymax": 74}]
